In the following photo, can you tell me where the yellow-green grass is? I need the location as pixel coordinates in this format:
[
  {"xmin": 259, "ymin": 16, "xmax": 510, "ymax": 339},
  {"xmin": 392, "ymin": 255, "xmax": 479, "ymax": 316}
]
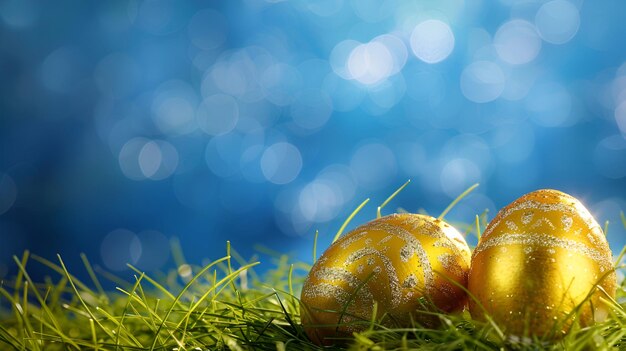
[{"xmin": 1, "ymin": 185, "xmax": 625, "ymax": 350}]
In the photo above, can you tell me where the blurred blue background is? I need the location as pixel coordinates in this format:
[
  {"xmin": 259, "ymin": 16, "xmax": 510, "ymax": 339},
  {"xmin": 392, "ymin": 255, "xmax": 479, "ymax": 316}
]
[{"xmin": 1, "ymin": 0, "xmax": 626, "ymax": 280}]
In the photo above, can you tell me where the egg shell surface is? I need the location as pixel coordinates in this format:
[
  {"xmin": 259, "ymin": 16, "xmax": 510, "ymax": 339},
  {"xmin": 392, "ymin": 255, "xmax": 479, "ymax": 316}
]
[
  {"xmin": 468, "ymin": 189, "xmax": 616, "ymax": 337},
  {"xmin": 301, "ymin": 213, "xmax": 471, "ymax": 345}
]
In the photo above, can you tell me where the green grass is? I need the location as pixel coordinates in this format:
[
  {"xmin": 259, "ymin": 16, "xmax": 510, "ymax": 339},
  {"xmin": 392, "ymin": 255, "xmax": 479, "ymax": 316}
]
[
  {"xmin": 2, "ymin": 239, "xmax": 626, "ymax": 351},
  {"xmin": 1, "ymin": 188, "xmax": 626, "ymax": 350},
  {"xmin": 2, "ymin": 241, "xmax": 626, "ymax": 351}
]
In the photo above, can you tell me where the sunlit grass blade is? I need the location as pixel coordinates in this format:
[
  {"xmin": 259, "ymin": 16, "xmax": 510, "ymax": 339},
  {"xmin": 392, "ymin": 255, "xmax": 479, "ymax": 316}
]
[
  {"xmin": 312, "ymin": 230, "xmax": 319, "ymax": 264},
  {"xmin": 58, "ymin": 254, "xmax": 121, "ymax": 349},
  {"xmin": 377, "ymin": 179, "xmax": 411, "ymax": 218},
  {"xmin": 126, "ymin": 264, "xmax": 176, "ymax": 301},
  {"xmin": 333, "ymin": 198, "xmax": 370, "ymax": 243},
  {"xmin": 148, "ymin": 255, "xmax": 232, "ymax": 351},
  {"xmin": 438, "ymin": 183, "xmax": 479, "ymax": 220},
  {"xmin": 12, "ymin": 255, "xmax": 79, "ymax": 350},
  {"xmin": 80, "ymin": 253, "xmax": 106, "ymax": 298}
]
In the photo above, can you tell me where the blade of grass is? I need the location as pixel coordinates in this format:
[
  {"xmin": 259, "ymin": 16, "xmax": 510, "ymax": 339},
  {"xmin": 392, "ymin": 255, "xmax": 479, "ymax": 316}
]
[
  {"xmin": 377, "ymin": 179, "xmax": 411, "ymax": 218},
  {"xmin": 31, "ymin": 254, "xmax": 95, "ymax": 294},
  {"xmin": 438, "ymin": 183, "xmax": 479, "ymax": 220},
  {"xmin": 57, "ymin": 255, "xmax": 117, "ymax": 341},
  {"xmin": 114, "ymin": 273, "xmax": 146, "ymax": 349},
  {"xmin": 176, "ymin": 263, "xmax": 262, "ymax": 330},
  {"xmin": 22, "ymin": 281, "xmax": 42, "ymax": 351},
  {"xmin": 127, "ymin": 264, "xmax": 176, "ymax": 301},
  {"xmin": 333, "ymin": 198, "xmax": 370, "ymax": 243},
  {"xmin": 95, "ymin": 307, "xmax": 143, "ymax": 348},
  {"xmin": 148, "ymin": 255, "xmax": 232, "ymax": 351},
  {"xmin": 13, "ymin": 251, "xmax": 29, "ymax": 303},
  {"xmin": 0, "ymin": 286, "xmax": 25, "ymax": 349},
  {"xmin": 80, "ymin": 253, "xmax": 106, "ymax": 298},
  {"xmin": 312, "ymin": 230, "xmax": 319, "ymax": 264},
  {"xmin": 89, "ymin": 318, "xmax": 98, "ymax": 351},
  {"xmin": 0, "ymin": 322, "xmax": 23, "ymax": 349},
  {"xmin": 12, "ymin": 255, "xmax": 79, "ymax": 350}
]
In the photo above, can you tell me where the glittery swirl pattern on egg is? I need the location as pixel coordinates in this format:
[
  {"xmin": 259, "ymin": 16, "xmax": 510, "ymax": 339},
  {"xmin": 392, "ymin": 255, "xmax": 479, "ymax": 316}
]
[
  {"xmin": 300, "ymin": 213, "xmax": 471, "ymax": 345},
  {"xmin": 468, "ymin": 189, "xmax": 617, "ymax": 337}
]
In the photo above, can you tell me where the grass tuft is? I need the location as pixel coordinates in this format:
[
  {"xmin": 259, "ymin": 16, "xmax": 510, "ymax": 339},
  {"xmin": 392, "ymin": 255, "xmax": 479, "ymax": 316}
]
[
  {"xmin": 1, "ymin": 244, "xmax": 626, "ymax": 350},
  {"xmin": 1, "ymin": 192, "xmax": 625, "ymax": 350}
]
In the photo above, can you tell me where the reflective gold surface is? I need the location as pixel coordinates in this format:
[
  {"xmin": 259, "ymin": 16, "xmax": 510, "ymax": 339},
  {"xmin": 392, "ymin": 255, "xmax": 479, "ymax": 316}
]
[
  {"xmin": 468, "ymin": 189, "xmax": 616, "ymax": 337},
  {"xmin": 300, "ymin": 213, "xmax": 471, "ymax": 345}
]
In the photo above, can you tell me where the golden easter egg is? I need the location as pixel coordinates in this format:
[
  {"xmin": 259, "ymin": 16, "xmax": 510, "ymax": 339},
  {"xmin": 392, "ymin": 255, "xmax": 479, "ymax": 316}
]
[
  {"xmin": 468, "ymin": 189, "xmax": 616, "ymax": 337},
  {"xmin": 300, "ymin": 213, "xmax": 471, "ymax": 345}
]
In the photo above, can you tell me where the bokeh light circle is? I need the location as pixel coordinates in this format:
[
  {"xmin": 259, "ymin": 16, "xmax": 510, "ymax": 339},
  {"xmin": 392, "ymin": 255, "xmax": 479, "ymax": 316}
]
[
  {"xmin": 410, "ymin": 20, "xmax": 455, "ymax": 64},
  {"xmin": 347, "ymin": 42, "xmax": 394, "ymax": 85},
  {"xmin": 372, "ymin": 34, "xmax": 408, "ymax": 75},
  {"xmin": 261, "ymin": 142, "xmax": 303, "ymax": 184},
  {"xmin": 494, "ymin": 20, "xmax": 541, "ymax": 65},
  {"xmin": 119, "ymin": 138, "xmax": 179, "ymax": 180},
  {"xmin": 141, "ymin": 140, "xmax": 179, "ymax": 180},
  {"xmin": 535, "ymin": 0, "xmax": 580, "ymax": 45},
  {"xmin": 151, "ymin": 80, "xmax": 199, "ymax": 135},
  {"xmin": 100, "ymin": 229, "xmax": 142, "ymax": 271},
  {"xmin": 197, "ymin": 94, "xmax": 239, "ymax": 136},
  {"xmin": 460, "ymin": 61, "xmax": 506, "ymax": 103},
  {"xmin": 138, "ymin": 141, "xmax": 162, "ymax": 178},
  {"xmin": 119, "ymin": 138, "xmax": 149, "ymax": 180},
  {"xmin": 330, "ymin": 40, "xmax": 361, "ymax": 80},
  {"xmin": 296, "ymin": 164, "xmax": 357, "ymax": 224},
  {"xmin": 440, "ymin": 158, "xmax": 481, "ymax": 198},
  {"xmin": 298, "ymin": 180, "xmax": 340, "ymax": 222}
]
